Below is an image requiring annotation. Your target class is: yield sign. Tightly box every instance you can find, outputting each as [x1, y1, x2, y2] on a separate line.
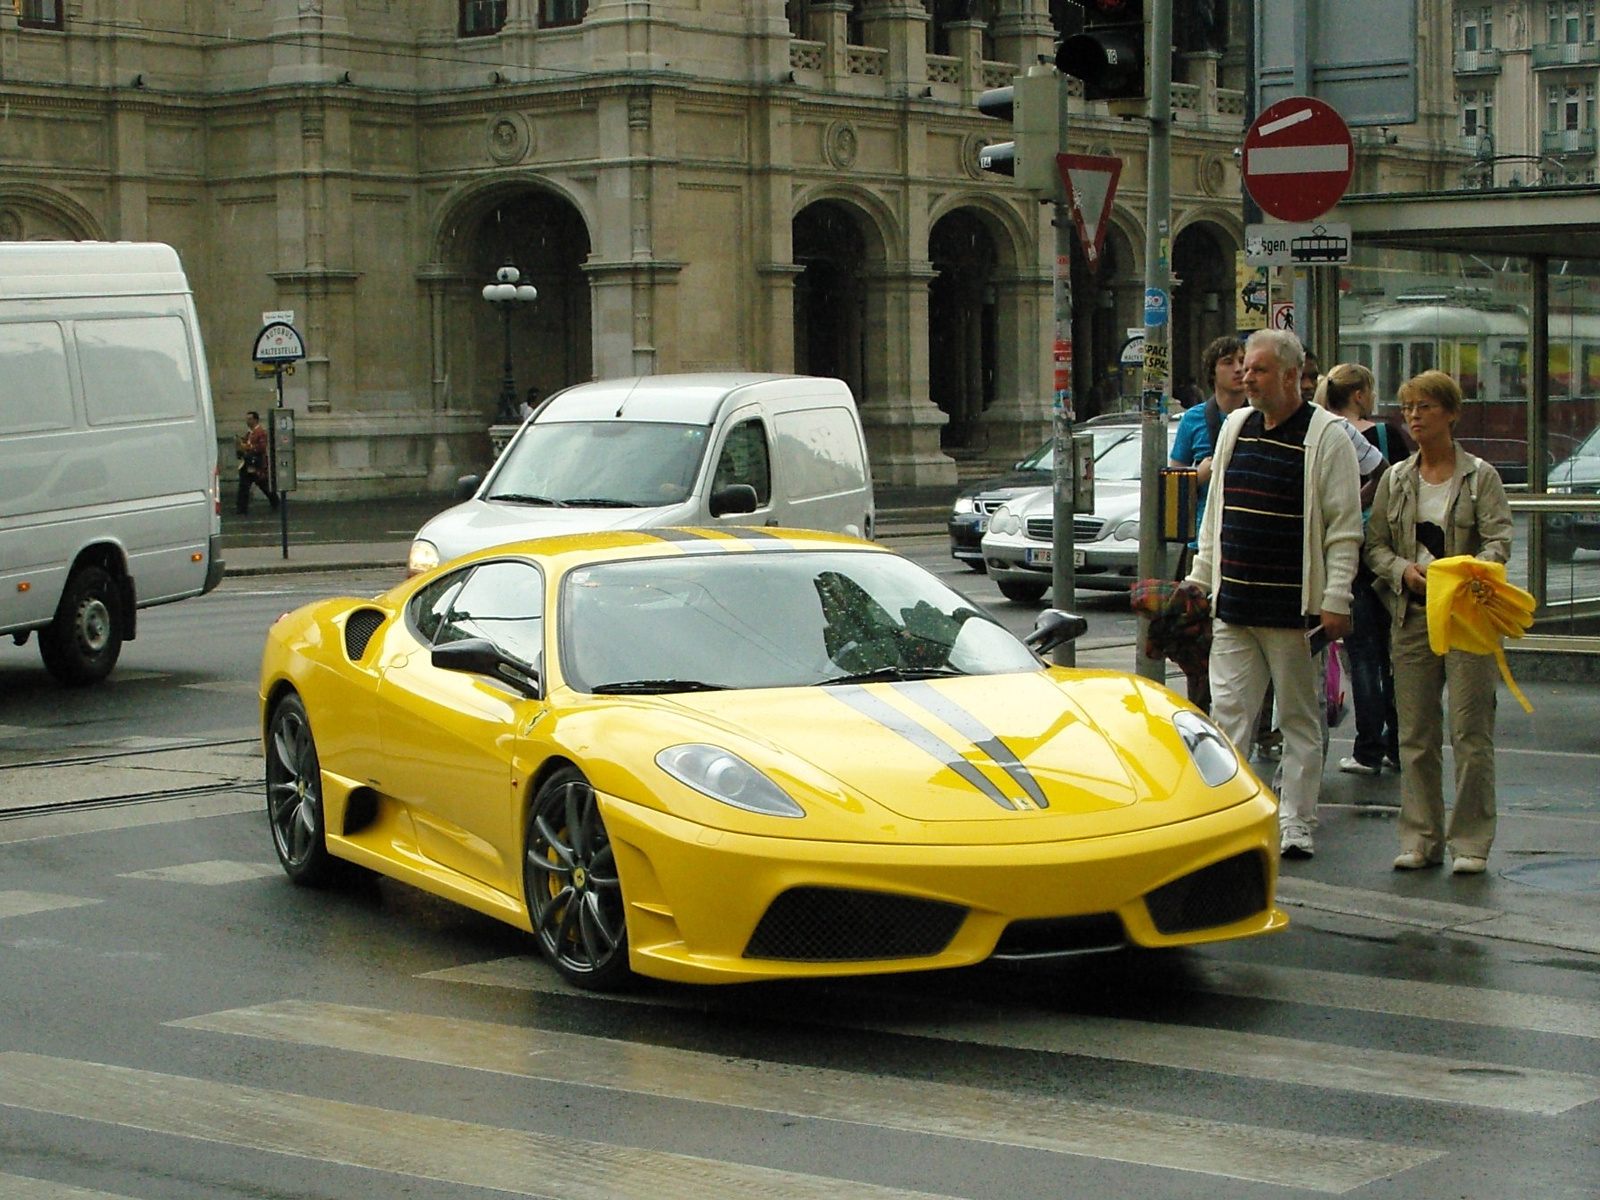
[1057, 153, 1122, 272]
[1241, 96, 1354, 222]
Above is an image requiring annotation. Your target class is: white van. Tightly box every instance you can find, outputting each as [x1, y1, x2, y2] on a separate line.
[0, 242, 224, 685]
[409, 373, 875, 574]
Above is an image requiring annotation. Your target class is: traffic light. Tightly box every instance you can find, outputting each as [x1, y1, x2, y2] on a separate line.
[976, 69, 1062, 198]
[1057, 0, 1146, 105]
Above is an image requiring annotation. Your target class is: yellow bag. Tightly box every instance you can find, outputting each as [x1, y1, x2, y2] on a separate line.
[1425, 555, 1536, 712]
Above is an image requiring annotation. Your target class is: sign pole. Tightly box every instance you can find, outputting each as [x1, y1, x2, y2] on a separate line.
[1050, 69, 1077, 665]
[276, 366, 289, 560]
[1135, 0, 1173, 683]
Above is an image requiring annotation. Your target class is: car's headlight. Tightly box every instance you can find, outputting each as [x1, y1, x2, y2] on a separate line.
[953, 496, 976, 515]
[1114, 518, 1140, 541]
[407, 539, 440, 576]
[1172, 710, 1238, 787]
[990, 505, 1021, 536]
[656, 744, 806, 818]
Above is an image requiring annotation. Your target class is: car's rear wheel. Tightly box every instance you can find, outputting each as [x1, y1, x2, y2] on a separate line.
[38, 565, 123, 685]
[997, 580, 1047, 603]
[266, 693, 338, 886]
[524, 765, 631, 991]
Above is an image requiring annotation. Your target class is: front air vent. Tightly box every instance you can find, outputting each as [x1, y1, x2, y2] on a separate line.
[991, 913, 1127, 960]
[744, 887, 967, 961]
[343, 608, 386, 660]
[1144, 851, 1269, 935]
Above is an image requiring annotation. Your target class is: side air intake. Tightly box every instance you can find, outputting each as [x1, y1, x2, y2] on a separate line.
[343, 609, 386, 660]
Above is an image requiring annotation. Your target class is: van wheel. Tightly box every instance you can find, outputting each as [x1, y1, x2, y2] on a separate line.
[38, 566, 123, 685]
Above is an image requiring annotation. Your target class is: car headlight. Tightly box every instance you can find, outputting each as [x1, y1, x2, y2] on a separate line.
[1172, 710, 1238, 787]
[656, 744, 806, 818]
[990, 505, 1021, 536]
[953, 496, 976, 515]
[407, 540, 440, 576]
[1114, 518, 1140, 541]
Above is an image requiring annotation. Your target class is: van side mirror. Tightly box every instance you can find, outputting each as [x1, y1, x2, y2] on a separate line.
[431, 637, 541, 698]
[454, 474, 482, 501]
[710, 483, 758, 517]
[1025, 609, 1089, 655]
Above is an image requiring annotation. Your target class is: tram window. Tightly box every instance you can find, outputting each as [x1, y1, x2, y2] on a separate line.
[1380, 343, 1403, 396]
[1454, 341, 1482, 398]
[1410, 342, 1436, 375]
[1500, 341, 1528, 399]
[1351, 343, 1373, 371]
[1583, 345, 1600, 394]
[1549, 343, 1574, 397]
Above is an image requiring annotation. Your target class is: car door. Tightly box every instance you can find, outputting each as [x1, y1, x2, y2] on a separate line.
[706, 411, 775, 526]
[377, 559, 546, 895]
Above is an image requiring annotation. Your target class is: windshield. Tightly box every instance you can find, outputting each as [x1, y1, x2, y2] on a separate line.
[1093, 424, 1177, 483]
[560, 551, 1039, 692]
[487, 421, 710, 508]
[1017, 426, 1135, 473]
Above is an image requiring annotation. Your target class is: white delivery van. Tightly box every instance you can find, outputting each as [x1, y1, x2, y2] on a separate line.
[0, 241, 225, 685]
[409, 373, 875, 573]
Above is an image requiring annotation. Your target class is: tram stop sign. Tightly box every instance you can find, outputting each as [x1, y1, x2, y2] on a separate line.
[1242, 96, 1354, 223]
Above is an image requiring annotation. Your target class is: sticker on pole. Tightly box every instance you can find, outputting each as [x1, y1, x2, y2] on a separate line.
[253, 321, 306, 363]
[1057, 153, 1123, 272]
[1241, 96, 1353, 222]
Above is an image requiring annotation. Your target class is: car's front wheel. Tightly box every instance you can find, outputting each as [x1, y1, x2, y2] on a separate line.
[524, 765, 631, 991]
[266, 693, 338, 886]
[997, 579, 1047, 603]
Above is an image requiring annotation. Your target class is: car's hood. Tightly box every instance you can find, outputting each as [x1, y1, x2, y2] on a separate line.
[660, 670, 1245, 833]
[416, 498, 690, 560]
[1550, 455, 1600, 490]
[958, 468, 1050, 500]
[1005, 481, 1140, 519]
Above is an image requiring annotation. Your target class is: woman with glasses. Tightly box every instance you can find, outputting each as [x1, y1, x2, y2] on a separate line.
[1365, 371, 1513, 875]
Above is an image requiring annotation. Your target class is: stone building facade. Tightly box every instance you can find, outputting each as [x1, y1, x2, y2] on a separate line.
[0, 0, 1456, 498]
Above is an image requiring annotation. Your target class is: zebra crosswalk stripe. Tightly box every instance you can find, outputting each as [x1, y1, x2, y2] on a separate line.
[172, 998, 1441, 1194]
[0, 1052, 955, 1200]
[0, 1172, 130, 1200]
[425, 956, 1600, 1115]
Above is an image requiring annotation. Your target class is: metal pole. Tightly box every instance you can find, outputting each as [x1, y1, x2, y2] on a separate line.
[1529, 255, 1549, 610]
[498, 303, 517, 424]
[276, 367, 289, 561]
[1135, 0, 1172, 682]
[1049, 69, 1077, 666]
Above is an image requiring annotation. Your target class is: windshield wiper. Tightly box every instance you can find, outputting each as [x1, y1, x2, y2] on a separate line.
[487, 493, 565, 506]
[819, 666, 966, 686]
[562, 497, 646, 508]
[589, 679, 730, 694]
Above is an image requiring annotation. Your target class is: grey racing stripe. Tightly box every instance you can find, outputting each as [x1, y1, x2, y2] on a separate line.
[646, 529, 727, 552]
[898, 682, 1048, 809]
[829, 686, 1015, 809]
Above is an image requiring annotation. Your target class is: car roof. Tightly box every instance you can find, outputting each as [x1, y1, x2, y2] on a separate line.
[535, 374, 852, 426]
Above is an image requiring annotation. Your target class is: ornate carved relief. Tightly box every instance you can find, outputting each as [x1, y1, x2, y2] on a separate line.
[486, 112, 532, 165]
[961, 133, 989, 180]
[824, 120, 859, 170]
[1198, 153, 1227, 198]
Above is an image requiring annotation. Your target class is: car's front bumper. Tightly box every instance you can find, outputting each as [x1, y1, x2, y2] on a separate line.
[600, 788, 1285, 985]
[981, 534, 1140, 591]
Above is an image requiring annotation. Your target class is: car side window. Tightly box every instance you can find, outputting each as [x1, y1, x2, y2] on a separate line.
[712, 418, 771, 505]
[436, 560, 545, 665]
[408, 570, 469, 645]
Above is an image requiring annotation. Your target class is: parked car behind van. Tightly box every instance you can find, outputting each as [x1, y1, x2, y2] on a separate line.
[0, 242, 224, 684]
[409, 373, 874, 574]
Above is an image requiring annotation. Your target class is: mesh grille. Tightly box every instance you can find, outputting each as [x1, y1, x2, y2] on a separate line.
[1144, 851, 1269, 935]
[744, 887, 968, 961]
[990, 913, 1127, 960]
[343, 609, 386, 660]
[1024, 517, 1053, 541]
[1074, 515, 1107, 541]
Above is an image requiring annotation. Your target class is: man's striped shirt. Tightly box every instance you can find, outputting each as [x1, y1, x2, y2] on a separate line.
[1215, 404, 1312, 628]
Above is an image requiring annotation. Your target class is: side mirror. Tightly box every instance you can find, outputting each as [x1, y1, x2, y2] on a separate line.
[431, 637, 541, 698]
[709, 483, 759, 517]
[455, 474, 483, 501]
[1025, 609, 1089, 656]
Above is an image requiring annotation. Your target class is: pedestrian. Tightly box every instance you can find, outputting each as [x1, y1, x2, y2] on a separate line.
[1299, 350, 1321, 406]
[1181, 329, 1363, 858]
[519, 384, 540, 422]
[235, 410, 276, 514]
[1319, 363, 1406, 776]
[1364, 370, 1512, 874]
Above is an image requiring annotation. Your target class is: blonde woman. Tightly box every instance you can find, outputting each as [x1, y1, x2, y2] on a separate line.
[1364, 371, 1512, 874]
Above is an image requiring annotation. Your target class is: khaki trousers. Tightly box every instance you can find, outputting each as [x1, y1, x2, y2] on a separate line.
[1391, 605, 1499, 859]
[1209, 622, 1325, 830]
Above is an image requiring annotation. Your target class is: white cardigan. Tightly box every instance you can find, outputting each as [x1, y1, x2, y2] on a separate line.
[1185, 402, 1364, 618]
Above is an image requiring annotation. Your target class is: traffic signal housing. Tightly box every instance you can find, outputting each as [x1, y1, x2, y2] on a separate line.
[976, 69, 1062, 198]
[1057, 0, 1146, 107]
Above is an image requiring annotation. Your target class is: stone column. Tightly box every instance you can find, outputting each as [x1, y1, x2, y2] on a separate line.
[808, 2, 853, 81]
[859, 0, 930, 90]
[981, 272, 1054, 465]
[859, 262, 956, 486]
[990, 0, 1054, 76]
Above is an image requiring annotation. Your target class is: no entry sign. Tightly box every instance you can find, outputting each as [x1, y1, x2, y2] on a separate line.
[1242, 96, 1353, 223]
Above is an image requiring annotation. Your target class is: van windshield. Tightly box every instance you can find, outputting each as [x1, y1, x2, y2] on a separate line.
[487, 421, 710, 508]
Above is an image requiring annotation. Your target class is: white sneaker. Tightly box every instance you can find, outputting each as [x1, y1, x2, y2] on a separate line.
[1451, 855, 1488, 875]
[1338, 756, 1381, 776]
[1280, 821, 1314, 859]
[1393, 850, 1438, 870]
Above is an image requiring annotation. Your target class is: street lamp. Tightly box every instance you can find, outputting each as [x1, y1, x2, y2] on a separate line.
[482, 263, 538, 425]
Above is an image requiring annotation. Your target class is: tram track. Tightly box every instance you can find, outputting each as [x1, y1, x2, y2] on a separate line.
[0, 735, 258, 774]
[0, 780, 259, 822]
